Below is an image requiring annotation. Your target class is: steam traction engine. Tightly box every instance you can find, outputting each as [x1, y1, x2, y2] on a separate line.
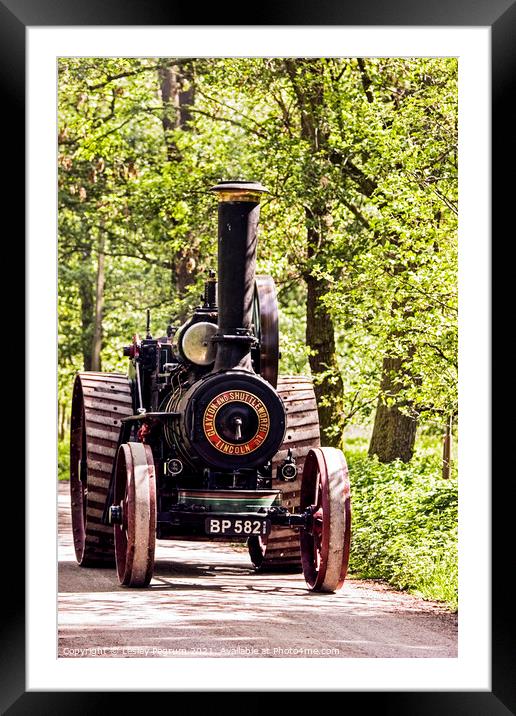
[70, 181, 351, 592]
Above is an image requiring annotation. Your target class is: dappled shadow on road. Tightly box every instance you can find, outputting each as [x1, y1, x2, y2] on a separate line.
[58, 556, 457, 636]
[58, 556, 456, 616]
[58, 482, 457, 658]
[60, 557, 318, 596]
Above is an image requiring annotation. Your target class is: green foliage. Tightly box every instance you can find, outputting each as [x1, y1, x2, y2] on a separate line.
[186, 57, 458, 424]
[58, 57, 457, 432]
[58, 434, 70, 482]
[346, 439, 458, 609]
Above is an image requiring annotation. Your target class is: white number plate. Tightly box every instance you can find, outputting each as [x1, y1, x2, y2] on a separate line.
[205, 517, 271, 536]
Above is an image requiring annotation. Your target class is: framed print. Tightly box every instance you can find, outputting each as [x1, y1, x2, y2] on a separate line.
[2, 0, 510, 710]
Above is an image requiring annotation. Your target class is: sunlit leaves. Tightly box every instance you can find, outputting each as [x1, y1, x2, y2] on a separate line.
[58, 56, 457, 430]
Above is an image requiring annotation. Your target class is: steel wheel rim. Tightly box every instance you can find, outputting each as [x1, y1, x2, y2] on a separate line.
[300, 448, 351, 592]
[70, 379, 86, 563]
[300, 450, 330, 590]
[114, 443, 156, 587]
[114, 444, 130, 582]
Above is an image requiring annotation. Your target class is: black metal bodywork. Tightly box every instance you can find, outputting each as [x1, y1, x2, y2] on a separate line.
[103, 181, 299, 540]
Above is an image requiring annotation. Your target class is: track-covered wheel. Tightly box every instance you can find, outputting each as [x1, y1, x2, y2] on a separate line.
[113, 442, 156, 587]
[299, 447, 351, 593]
[248, 375, 320, 571]
[70, 372, 133, 566]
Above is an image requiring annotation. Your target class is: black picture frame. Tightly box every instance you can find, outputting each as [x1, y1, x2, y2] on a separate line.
[4, 0, 508, 711]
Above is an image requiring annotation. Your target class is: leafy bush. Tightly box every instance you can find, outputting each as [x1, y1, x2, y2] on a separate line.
[58, 436, 70, 481]
[346, 443, 458, 610]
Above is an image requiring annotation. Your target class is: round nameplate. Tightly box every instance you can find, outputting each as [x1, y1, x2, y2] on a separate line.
[202, 390, 270, 455]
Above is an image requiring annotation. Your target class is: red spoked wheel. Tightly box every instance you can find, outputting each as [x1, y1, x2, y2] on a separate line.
[113, 442, 156, 587]
[299, 447, 351, 593]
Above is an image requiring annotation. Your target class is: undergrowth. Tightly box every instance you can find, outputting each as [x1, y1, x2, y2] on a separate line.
[345, 436, 458, 611]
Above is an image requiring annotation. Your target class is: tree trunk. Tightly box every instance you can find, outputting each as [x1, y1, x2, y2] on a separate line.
[159, 61, 195, 162]
[306, 268, 344, 447]
[329, 59, 420, 462]
[442, 414, 453, 479]
[284, 59, 345, 447]
[58, 401, 67, 441]
[159, 60, 198, 313]
[368, 355, 417, 463]
[78, 246, 94, 371]
[91, 232, 106, 371]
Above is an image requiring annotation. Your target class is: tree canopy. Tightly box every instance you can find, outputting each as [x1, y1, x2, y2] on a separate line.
[58, 57, 457, 457]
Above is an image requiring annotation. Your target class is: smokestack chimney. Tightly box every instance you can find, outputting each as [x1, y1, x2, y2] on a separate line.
[210, 180, 268, 372]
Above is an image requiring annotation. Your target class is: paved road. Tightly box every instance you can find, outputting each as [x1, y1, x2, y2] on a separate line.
[58, 482, 457, 658]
